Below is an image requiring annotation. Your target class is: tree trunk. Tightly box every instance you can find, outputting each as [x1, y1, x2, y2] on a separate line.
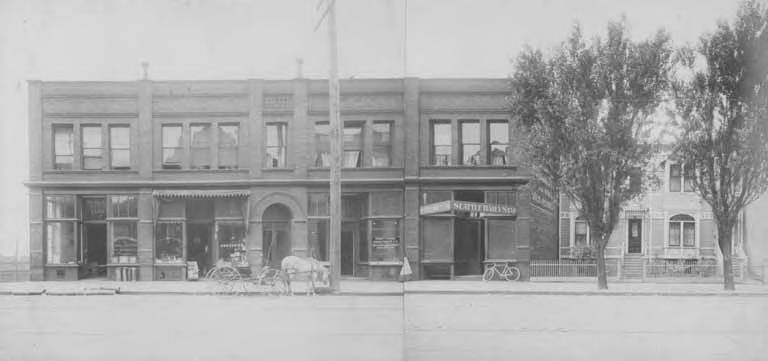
[718, 226, 735, 291]
[596, 241, 608, 290]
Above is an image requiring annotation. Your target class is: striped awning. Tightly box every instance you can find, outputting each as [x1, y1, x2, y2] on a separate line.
[152, 190, 250, 199]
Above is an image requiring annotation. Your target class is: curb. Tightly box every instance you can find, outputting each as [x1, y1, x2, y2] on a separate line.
[403, 290, 768, 297]
[4, 289, 767, 296]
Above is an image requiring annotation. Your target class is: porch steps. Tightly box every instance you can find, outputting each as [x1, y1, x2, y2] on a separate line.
[622, 255, 644, 280]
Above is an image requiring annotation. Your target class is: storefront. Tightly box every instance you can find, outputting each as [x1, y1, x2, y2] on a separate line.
[419, 190, 525, 280]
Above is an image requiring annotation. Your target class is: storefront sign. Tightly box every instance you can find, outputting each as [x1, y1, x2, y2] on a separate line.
[371, 237, 400, 262]
[372, 237, 399, 248]
[420, 200, 517, 216]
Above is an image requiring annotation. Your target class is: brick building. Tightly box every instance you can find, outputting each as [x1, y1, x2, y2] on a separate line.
[25, 77, 556, 282]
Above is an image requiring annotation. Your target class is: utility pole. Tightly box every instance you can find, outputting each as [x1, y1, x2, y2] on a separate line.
[316, 0, 341, 292]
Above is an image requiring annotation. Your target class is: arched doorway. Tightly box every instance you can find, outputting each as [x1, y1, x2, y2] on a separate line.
[262, 203, 292, 268]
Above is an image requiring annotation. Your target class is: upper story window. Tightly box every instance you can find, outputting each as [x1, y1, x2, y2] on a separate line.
[669, 214, 695, 247]
[161, 125, 183, 169]
[372, 121, 392, 167]
[265, 123, 287, 168]
[460, 120, 481, 165]
[81, 125, 102, 170]
[431, 121, 452, 166]
[217, 124, 239, 169]
[343, 123, 363, 168]
[669, 163, 694, 192]
[488, 120, 509, 165]
[190, 124, 211, 169]
[314, 122, 330, 167]
[575, 219, 590, 246]
[109, 125, 131, 170]
[53, 125, 74, 170]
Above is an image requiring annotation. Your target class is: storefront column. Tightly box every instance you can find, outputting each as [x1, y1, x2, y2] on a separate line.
[247, 220, 264, 273]
[404, 185, 421, 279]
[29, 189, 44, 281]
[137, 189, 154, 281]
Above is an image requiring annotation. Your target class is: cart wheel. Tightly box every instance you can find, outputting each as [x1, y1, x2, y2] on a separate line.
[482, 267, 495, 282]
[502, 266, 520, 281]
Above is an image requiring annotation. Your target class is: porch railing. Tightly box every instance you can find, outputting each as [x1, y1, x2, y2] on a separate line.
[531, 259, 598, 278]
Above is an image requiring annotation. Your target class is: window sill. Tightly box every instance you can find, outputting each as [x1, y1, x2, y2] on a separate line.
[153, 168, 249, 174]
[44, 170, 139, 175]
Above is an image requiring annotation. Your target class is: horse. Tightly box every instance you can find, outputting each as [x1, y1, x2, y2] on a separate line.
[280, 256, 329, 295]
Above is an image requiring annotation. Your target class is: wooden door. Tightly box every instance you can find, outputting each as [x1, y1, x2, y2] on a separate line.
[628, 219, 642, 254]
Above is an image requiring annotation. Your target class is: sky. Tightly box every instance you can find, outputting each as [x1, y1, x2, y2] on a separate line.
[0, 0, 745, 256]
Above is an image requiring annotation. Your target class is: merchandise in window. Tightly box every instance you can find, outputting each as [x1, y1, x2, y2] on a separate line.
[111, 222, 137, 264]
[53, 125, 74, 170]
[109, 126, 131, 169]
[81, 125, 103, 170]
[265, 123, 287, 168]
[372, 121, 392, 167]
[190, 124, 211, 169]
[343, 124, 363, 168]
[314, 123, 331, 167]
[218, 124, 239, 169]
[460, 121, 481, 165]
[156, 222, 183, 264]
[488, 121, 509, 165]
[218, 223, 246, 266]
[162, 125, 183, 169]
[432, 121, 452, 166]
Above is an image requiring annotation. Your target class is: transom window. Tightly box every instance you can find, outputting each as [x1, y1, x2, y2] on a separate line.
[265, 123, 287, 168]
[669, 214, 695, 247]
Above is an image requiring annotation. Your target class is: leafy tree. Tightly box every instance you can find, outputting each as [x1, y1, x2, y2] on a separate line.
[673, 0, 768, 290]
[511, 20, 673, 289]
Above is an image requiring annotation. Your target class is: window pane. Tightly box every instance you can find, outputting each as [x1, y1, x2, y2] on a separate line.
[265, 147, 286, 168]
[372, 122, 391, 145]
[372, 147, 391, 167]
[266, 124, 286, 147]
[669, 222, 681, 246]
[343, 125, 362, 149]
[683, 165, 694, 192]
[111, 149, 131, 169]
[371, 219, 400, 262]
[308, 219, 328, 261]
[156, 222, 183, 263]
[82, 198, 106, 220]
[670, 164, 682, 192]
[488, 121, 508, 144]
[218, 148, 237, 169]
[433, 122, 451, 146]
[163, 148, 183, 166]
[460, 121, 480, 144]
[190, 125, 210, 147]
[111, 196, 137, 218]
[218, 125, 239, 146]
[53, 125, 74, 169]
[191, 149, 211, 169]
[308, 193, 329, 216]
[489, 144, 508, 165]
[46, 222, 77, 264]
[218, 223, 246, 265]
[46, 195, 75, 219]
[433, 146, 451, 166]
[162, 125, 182, 147]
[112, 222, 137, 263]
[82, 126, 102, 148]
[110, 126, 130, 148]
[462, 144, 481, 165]
[683, 222, 695, 246]
[315, 123, 330, 167]
[575, 221, 588, 246]
[343, 150, 361, 168]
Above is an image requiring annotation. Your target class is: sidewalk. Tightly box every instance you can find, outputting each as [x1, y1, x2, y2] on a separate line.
[1, 279, 767, 296]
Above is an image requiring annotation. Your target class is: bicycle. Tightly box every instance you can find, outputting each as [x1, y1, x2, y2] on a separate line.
[482, 262, 521, 281]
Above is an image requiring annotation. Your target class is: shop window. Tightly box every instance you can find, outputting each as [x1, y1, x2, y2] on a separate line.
[110, 196, 137, 218]
[372, 121, 392, 167]
[218, 124, 239, 169]
[370, 219, 400, 262]
[460, 120, 481, 166]
[46, 195, 76, 219]
[575, 219, 590, 246]
[431, 121, 452, 166]
[81, 125, 103, 170]
[308, 219, 329, 261]
[53, 124, 74, 170]
[314, 122, 330, 167]
[155, 222, 183, 263]
[265, 123, 287, 168]
[161, 124, 183, 169]
[109, 125, 131, 170]
[46, 222, 77, 264]
[190, 124, 211, 169]
[343, 123, 363, 168]
[111, 222, 137, 264]
[669, 214, 695, 247]
[218, 223, 246, 266]
[308, 193, 329, 217]
[488, 120, 509, 165]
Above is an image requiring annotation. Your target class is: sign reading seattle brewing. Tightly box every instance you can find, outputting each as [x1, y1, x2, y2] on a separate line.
[419, 200, 517, 216]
